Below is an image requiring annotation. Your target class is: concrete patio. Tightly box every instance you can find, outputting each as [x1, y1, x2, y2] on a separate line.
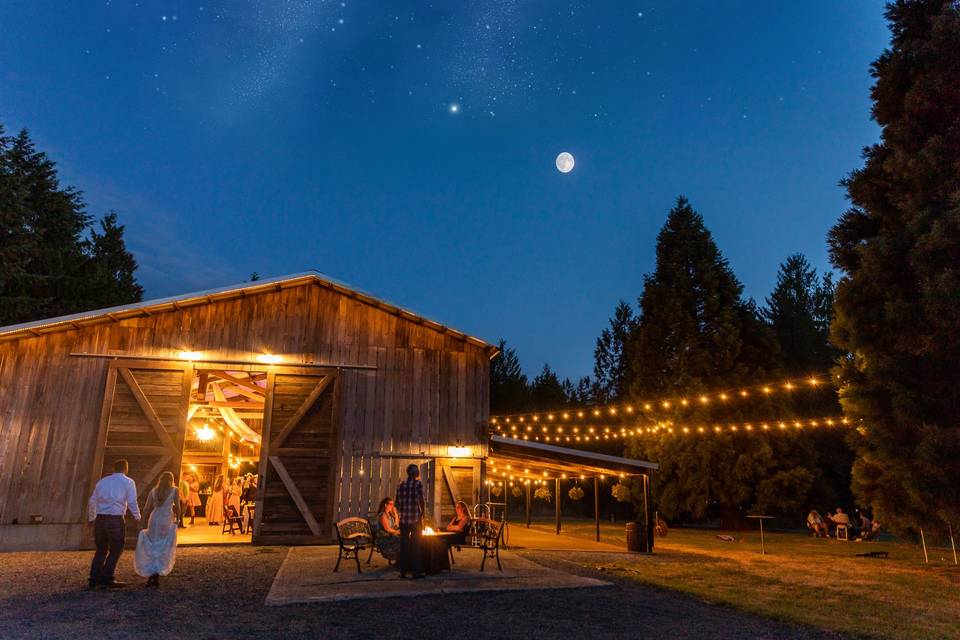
[266, 545, 611, 605]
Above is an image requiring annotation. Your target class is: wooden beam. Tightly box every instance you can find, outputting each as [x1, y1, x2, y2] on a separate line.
[139, 455, 172, 498]
[196, 372, 209, 401]
[441, 465, 461, 505]
[194, 400, 264, 409]
[271, 375, 332, 448]
[105, 445, 171, 456]
[118, 368, 177, 451]
[208, 371, 266, 396]
[269, 456, 321, 536]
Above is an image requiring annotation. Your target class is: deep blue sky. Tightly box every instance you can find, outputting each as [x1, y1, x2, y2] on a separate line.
[0, 1, 888, 380]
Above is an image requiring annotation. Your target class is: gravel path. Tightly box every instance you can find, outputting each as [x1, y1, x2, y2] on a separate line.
[0, 546, 846, 640]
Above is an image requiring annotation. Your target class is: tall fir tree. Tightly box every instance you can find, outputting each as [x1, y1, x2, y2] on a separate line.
[86, 212, 144, 310]
[828, 0, 960, 536]
[592, 300, 636, 403]
[0, 126, 143, 324]
[764, 254, 852, 509]
[529, 364, 568, 409]
[0, 125, 38, 323]
[625, 197, 817, 521]
[762, 254, 836, 376]
[489, 339, 530, 413]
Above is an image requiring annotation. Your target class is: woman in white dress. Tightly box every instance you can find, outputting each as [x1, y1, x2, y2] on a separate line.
[135, 471, 180, 587]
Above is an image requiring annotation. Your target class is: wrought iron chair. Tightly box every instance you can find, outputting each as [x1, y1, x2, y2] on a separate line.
[473, 518, 504, 572]
[334, 517, 374, 573]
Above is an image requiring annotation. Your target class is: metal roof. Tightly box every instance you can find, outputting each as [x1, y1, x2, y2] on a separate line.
[0, 270, 498, 352]
[489, 434, 658, 474]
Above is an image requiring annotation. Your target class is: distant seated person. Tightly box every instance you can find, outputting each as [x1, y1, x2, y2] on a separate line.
[861, 518, 882, 541]
[857, 511, 872, 538]
[444, 501, 471, 545]
[806, 509, 829, 537]
[829, 508, 851, 534]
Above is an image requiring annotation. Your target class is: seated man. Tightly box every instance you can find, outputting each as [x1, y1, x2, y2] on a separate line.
[862, 518, 882, 541]
[444, 501, 471, 546]
[829, 508, 851, 536]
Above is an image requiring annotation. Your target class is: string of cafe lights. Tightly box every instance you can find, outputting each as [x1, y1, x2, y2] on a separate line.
[489, 372, 837, 426]
[492, 415, 858, 443]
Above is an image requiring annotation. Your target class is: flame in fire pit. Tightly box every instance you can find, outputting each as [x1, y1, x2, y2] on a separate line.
[422, 526, 436, 536]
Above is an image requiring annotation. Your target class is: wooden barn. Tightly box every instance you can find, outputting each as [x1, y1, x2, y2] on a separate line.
[0, 272, 497, 551]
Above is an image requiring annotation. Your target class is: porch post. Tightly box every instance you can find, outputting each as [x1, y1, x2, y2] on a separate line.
[643, 473, 654, 552]
[555, 477, 561, 535]
[594, 476, 600, 542]
[525, 482, 531, 527]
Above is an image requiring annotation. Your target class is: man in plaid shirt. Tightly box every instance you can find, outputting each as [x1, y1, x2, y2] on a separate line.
[396, 464, 425, 578]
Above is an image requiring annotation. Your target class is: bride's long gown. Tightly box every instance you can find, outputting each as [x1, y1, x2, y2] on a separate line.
[135, 487, 178, 577]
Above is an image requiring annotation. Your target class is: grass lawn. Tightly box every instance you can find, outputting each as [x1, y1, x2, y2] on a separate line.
[524, 519, 960, 639]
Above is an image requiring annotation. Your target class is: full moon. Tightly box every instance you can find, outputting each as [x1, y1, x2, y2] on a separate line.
[556, 151, 575, 173]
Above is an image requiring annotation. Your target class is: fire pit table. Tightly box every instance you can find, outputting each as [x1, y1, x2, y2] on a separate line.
[421, 530, 455, 575]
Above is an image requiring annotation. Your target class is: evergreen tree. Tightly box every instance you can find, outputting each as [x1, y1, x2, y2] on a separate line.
[490, 339, 530, 413]
[624, 197, 816, 521]
[573, 376, 594, 406]
[828, 0, 960, 536]
[0, 126, 143, 324]
[764, 254, 853, 509]
[86, 212, 143, 309]
[530, 364, 568, 409]
[0, 126, 37, 323]
[592, 300, 636, 403]
[762, 254, 835, 375]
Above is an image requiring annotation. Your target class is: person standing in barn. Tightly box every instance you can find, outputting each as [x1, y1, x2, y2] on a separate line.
[87, 459, 141, 589]
[395, 464, 425, 579]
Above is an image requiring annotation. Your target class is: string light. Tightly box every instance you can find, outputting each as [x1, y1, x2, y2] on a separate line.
[493, 416, 855, 442]
[489, 372, 835, 425]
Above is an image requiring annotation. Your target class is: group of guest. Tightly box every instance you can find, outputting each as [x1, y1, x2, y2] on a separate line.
[374, 464, 472, 578]
[179, 472, 258, 529]
[807, 508, 881, 540]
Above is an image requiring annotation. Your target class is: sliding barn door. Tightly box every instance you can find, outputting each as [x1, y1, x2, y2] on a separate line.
[438, 459, 479, 523]
[254, 371, 338, 544]
[90, 362, 192, 523]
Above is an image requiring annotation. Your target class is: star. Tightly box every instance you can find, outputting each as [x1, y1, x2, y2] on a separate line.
[448, 103, 460, 114]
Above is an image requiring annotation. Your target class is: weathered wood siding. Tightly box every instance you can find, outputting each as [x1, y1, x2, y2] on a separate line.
[0, 281, 491, 550]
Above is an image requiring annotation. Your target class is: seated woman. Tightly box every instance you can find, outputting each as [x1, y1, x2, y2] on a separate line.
[806, 509, 829, 537]
[375, 497, 401, 561]
[444, 501, 471, 546]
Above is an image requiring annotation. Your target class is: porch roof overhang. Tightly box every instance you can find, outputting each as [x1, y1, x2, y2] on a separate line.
[488, 434, 658, 477]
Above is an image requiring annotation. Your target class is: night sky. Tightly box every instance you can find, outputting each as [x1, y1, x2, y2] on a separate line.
[0, 1, 888, 379]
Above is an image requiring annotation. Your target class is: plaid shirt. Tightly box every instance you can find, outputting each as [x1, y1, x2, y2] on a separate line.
[395, 478, 424, 525]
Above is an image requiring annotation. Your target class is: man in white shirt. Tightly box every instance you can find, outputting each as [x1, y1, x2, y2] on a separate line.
[87, 459, 141, 589]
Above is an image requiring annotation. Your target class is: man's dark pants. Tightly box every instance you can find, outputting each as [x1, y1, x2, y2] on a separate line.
[89, 515, 125, 585]
[398, 522, 422, 575]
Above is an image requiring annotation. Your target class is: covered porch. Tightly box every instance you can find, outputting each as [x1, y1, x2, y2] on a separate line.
[485, 435, 658, 552]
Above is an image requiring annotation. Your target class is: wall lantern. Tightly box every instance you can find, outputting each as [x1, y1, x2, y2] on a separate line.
[447, 445, 471, 458]
[178, 350, 202, 361]
[256, 353, 282, 364]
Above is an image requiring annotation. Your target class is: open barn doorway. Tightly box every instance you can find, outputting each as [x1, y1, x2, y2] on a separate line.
[178, 368, 266, 544]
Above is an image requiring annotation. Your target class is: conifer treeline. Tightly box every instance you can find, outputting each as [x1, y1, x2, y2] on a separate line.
[490, 197, 849, 521]
[0, 125, 142, 325]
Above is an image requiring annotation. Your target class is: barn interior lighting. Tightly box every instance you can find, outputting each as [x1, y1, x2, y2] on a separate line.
[195, 425, 215, 442]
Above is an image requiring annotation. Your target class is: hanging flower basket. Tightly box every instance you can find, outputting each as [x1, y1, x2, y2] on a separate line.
[568, 485, 585, 501]
[490, 484, 503, 497]
[511, 484, 523, 498]
[611, 482, 631, 503]
[534, 486, 552, 502]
